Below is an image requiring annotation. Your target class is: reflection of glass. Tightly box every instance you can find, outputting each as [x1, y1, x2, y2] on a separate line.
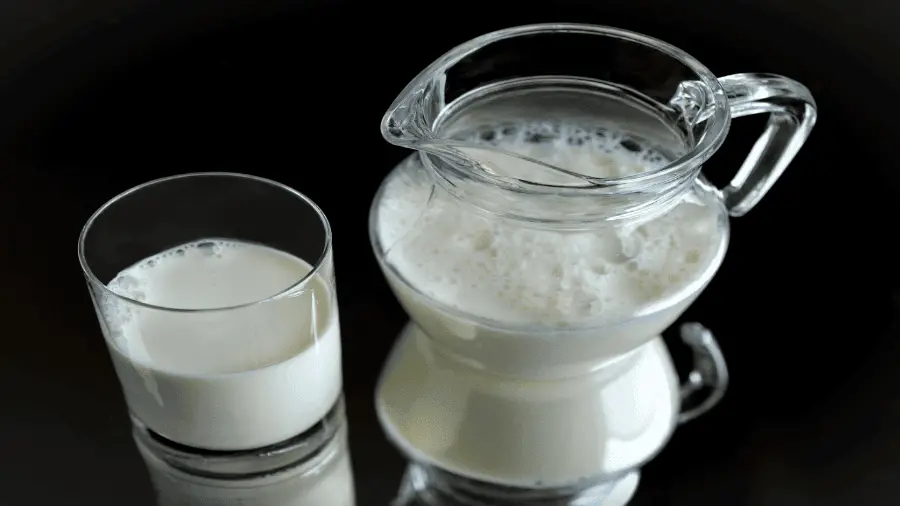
[79, 173, 353, 504]
[371, 24, 816, 505]
[135, 405, 355, 506]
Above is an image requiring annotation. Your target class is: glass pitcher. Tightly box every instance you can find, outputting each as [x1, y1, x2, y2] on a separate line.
[369, 23, 816, 505]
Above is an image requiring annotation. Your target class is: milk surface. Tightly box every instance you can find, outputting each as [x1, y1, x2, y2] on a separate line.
[98, 239, 342, 450]
[377, 122, 724, 328]
[373, 121, 726, 486]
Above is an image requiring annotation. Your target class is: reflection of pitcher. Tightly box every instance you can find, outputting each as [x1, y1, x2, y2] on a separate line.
[370, 24, 816, 505]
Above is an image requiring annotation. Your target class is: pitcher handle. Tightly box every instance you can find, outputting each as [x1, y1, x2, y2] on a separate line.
[712, 73, 817, 217]
[677, 323, 729, 424]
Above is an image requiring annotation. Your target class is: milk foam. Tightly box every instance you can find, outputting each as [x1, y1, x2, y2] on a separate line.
[98, 239, 343, 450]
[377, 121, 722, 325]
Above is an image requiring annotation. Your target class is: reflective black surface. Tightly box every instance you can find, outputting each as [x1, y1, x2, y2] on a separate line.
[1, 2, 898, 505]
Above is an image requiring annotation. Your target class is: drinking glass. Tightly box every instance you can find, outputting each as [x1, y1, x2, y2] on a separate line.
[78, 173, 352, 504]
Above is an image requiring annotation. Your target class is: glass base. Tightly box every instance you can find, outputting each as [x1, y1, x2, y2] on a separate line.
[393, 463, 640, 506]
[131, 400, 355, 506]
[131, 399, 345, 478]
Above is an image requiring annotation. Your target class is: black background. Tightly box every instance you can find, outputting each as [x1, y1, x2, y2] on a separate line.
[0, 1, 898, 505]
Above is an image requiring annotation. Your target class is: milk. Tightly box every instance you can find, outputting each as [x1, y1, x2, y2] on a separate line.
[138, 425, 356, 506]
[97, 239, 342, 450]
[378, 324, 678, 488]
[373, 121, 727, 486]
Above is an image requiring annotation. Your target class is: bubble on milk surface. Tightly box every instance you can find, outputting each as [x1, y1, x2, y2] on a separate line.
[465, 121, 673, 176]
[100, 240, 239, 330]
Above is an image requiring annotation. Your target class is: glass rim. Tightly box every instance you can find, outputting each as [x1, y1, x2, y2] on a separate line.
[382, 22, 732, 195]
[77, 172, 333, 314]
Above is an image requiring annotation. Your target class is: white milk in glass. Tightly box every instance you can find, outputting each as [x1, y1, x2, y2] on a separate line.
[98, 239, 342, 450]
[374, 122, 726, 486]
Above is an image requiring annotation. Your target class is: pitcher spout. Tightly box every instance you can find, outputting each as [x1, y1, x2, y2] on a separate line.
[381, 69, 447, 149]
[381, 78, 599, 190]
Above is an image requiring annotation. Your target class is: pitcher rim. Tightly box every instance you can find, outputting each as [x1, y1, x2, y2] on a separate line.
[380, 23, 732, 193]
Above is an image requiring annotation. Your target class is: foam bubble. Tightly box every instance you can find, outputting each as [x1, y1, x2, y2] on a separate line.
[457, 122, 670, 185]
[377, 121, 723, 325]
